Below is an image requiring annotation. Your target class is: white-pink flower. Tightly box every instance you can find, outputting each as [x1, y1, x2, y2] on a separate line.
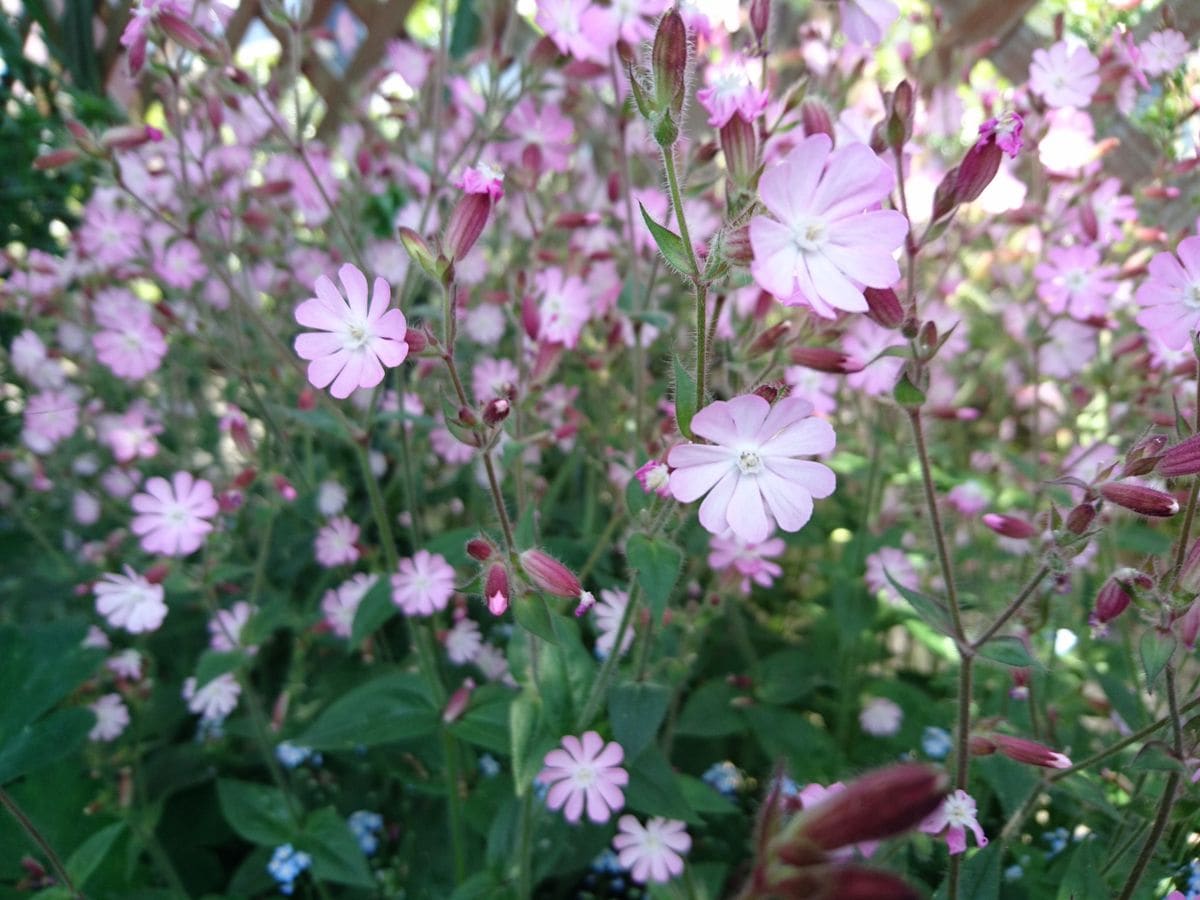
[612, 815, 691, 883]
[208, 601, 257, 653]
[22, 388, 80, 454]
[89, 694, 131, 742]
[130, 471, 218, 557]
[668, 394, 836, 544]
[708, 532, 785, 594]
[391, 550, 456, 616]
[593, 588, 635, 659]
[1029, 41, 1100, 109]
[1034, 244, 1118, 320]
[920, 789, 988, 855]
[314, 516, 361, 568]
[534, 0, 616, 62]
[294, 264, 409, 400]
[536, 268, 592, 349]
[93, 317, 168, 380]
[859, 697, 903, 736]
[1135, 235, 1200, 349]
[182, 672, 241, 722]
[94, 565, 167, 633]
[539, 731, 628, 823]
[321, 573, 378, 638]
[695, 58, 768, 127]
[1138, 30, 1189, 77]
[839, 0, 899, 46]
[749, 134, 907, 318]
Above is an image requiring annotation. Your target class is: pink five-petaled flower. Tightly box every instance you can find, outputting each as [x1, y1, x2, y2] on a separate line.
[294, 264, 409, 400]
[1034, 244, 1118, 320]
[1135, 235, 1200, 350]
[539, 731, 627, 824]
[749, 134, 907, 318]
[667, 394, 836, 544]
[94, 565, 168, 634]
[695, 57, 769, 128]
[391, 550, 456, 616]
[1029, 41, 1100, 109]
[130, 471, 218, 557]
[919, 789, 988, 855]
[612, 816, 691, 883]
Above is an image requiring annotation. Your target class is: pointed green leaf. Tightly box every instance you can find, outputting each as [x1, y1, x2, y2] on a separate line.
[608, 682, 670, 760]
[885, 570, 953, 637]
[513, 594, 560, 645]
[217, 779, 296, 847]
[639, 202, 693, 275]
[349, 575, 394, 646]
[298, 673, 438, 750]
[672, 355, 697, 439]
[977, 635, 1036, 669]
[300, 807, 374, 888]
[1139, 630, 1175, 690]
[627, 534, 682, 619]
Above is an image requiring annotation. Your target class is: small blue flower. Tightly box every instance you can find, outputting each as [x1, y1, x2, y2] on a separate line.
[267, 844, 312, 895]
[1042, 826, 1070, 859]
[1004, 864, 1023, 882]
[479, 753, 501, 777]
[275, 741, 318, 769]
[348, 810, 384, 856]
[921, 726, 952, 760]
[590, 848, 624, 874]
[701, 761, 744, 797]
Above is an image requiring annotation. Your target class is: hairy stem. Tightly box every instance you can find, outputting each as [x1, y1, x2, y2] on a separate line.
[0, 788, 79, 899]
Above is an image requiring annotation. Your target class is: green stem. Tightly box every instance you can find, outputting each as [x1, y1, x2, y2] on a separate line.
[695, 281, 709, 409]
[576, 582, 642, 731]
[971, 566, 1050, 650]
[442, 731, 467, 883]
[0, 787, 80, 899]
[516, 791, 536, 899]
[660, 145, 707, 410]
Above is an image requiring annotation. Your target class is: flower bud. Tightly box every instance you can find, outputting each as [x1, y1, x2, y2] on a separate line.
[1177, 539, 1200, 593]
[399, 227, 441, 281]
[157, 12, 208, 54]
[864, 287, 905, 329]
[720, 115, 758, 189]
[1178, 598, 1200, 649]
[1065, 502, 1097, 534]
[790, 346, 863, 374]
[519, 549, 582, 598]
[404, 327, 427, 353]
[467, 538, 494, 561]
[442, 677, 476, 723]
[652, 10, 689, 119]
[1098, 482, 1179, 517]
[931, 165, 961, 223]
[753, 383, 779, 403]
[485, 564, 510, 615]
[749, 0, 770, 46]
[1091, 577, 1132, 627]
[99, 124, 162, 151]
[443, 192, 494, 262]
[773, 866, 921, 900]
[991, 734, 1071, 769]
[982, 513, 1037, 539]
[800, 99, 835, 141]
[885, 80, 914, 152]
[483, 397, 511, 426]
[521, 294, 541, 340]
[780, 763, 948, 864]
[954, 139, 1003, 204]
[273, 474, 297, 502]
[33, 148, 83, 170]
[723, 225, 753, 265]
[968, 735, 997, 756]
[750, 321, 793, 357]
[1158, 433, 1200, 478]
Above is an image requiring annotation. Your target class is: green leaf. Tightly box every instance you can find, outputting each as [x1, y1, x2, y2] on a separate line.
[886, 571, 953, 636]
[675, 681, 742, 738]
[297, 673, 438, 750]
[977, 635, 1036, 668]
[0, 708, 94, 785]
[299, 807, 374, 888]
[510, 690, 550, 795]
[627, 534, 682, 619]
[955, 843, 1000, 900]
[625, 749, 697, 823]
[349, 575, 394, 646]
[216, 779, 296, 847]
[639, 202, 693, 275]
[1129, 740, 1185, 773]
[672, 355, 697, 439]
[193, 650, 244, 688]
[626, 475, 651, 517]
[65, 822, 124, 887]
[893, 374, 925, 408]
[677, 775, 737, 815]
[744, 705, 839, 783]
[1057, 839, 1108, 900]
[608, 682, 670, 760]
[450, 687, 512, 754]
[448, 0, 481, 58]
[0, 621, 101, 749]
[1139, 630, 1175, 690]
[513, 594, 560, 645]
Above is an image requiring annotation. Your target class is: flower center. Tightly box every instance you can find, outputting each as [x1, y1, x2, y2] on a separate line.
[945, 798, 971, 825]
[1064, 270, 1087, 293]
[573, 764, 596, 786]
[345, 319, 370, 349]
[1185, 282, 1200, 311]
[165, 503, 190, 526]
[737, 450, 763, 475]
[792, 220, 826, 253]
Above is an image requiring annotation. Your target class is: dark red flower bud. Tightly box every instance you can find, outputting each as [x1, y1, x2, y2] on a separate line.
[982, 513, 1037, 538]
[724, 225, 753, 265]
[991, 734, 1071, 769]
[442, 678, 476, 723]
[931, 165, 961, 222]
[520, 549, 582, 598]
[1178, 598, 1200, 649]
[652, 9, 689, 118]
[749, 0, 770, 46]
[1098, 482, 1179, 517]
[1065, 502, 1097, 534]
[800, 99, 835, 141]
[720, 114, 758, 188]
[886, 80, 915, 151]
[750, 322, 793, 356]
[955, 139, 1003, 204]
[1091, 576, 1132, 626]
[485, 564, 510, 614]
[483, 397, 511, 426]
[443, 192, 494, 262]
[33, 148, 83, 170]
[1178, 539, 1200, 592]
[404, 328, 427, 353]
[864, 287, 904, 329]
[968, 735, 997, 756]
[790, 346, 863, 374]
[466, 538, 494, 561]
[1158, 432, 1200, 478]
[753, 383, 779, 403]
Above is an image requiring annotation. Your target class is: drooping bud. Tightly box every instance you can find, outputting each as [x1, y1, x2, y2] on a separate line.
[519, 549, 583, 598]
[991, 734, 1072, 769]
[32, 148, 84, 170]
[885, 80, 915, 152]
[779, 763, 949, 865]
[968, 735, 997, 756]
[652, 10, 689, 119]
[99, 124, 163, 151]
[800, 99, 834, 140]
[1177, 539, 1200, 593]
[485, 564, 510, 615]
[790, 346, 863, 374]
[442, 678, 476, 723]
[1098, 482, 1180, 517]
[1158, 432, 1200, 477]
[750, 321, 793, 357]
[954, 139, 1003, 204]
[982, 512, 1037, 539]
[864, 287, 905, 329]
[467, 538, 494, 561]
[1091, 577, 1132, 628]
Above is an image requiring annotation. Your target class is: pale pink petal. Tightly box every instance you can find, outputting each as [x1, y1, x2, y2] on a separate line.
[759, 135, 829, 223]
[330, 352, 367, 399]
[759, 418, 837, 458]
[295, 332, 345, 359]
[295, 296, 347, 332]
[308, 351, 349, 389]
[339, 264, 369, 318]
[697, 470, 740, 535]
[761, 478, 815, 532]
[726, 476, 771, 543]
[750, 217, 803, 299]
[812, 142, 894, 220]
[807, 253, 869, 313]
[764, 458, 836, 498]
[368, 275, 393, 321]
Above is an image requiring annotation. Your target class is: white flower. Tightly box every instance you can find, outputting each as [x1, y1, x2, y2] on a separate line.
[94, 566, 167, 634]
[89, 693, 130, 742]
[612, 815, 691, 883]
[859, 697, 903, 736]
[445, 618, 483, 665]
[183, 672, 242, 722]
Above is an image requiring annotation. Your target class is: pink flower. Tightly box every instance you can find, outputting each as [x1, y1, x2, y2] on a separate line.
[708, 532, 785, 594]
[182, 672, 241, 722]
[107, 649, 144, 681]
[839, 0, 899, 46]
[314, 517, 361, 568]
[635, 460, 671, 497]
[696, 58, 769, 127]
[321, 573, 378, 638]
[208, 601, 257, 653]
[130, 471, 218, 556]
[1138, 30, 1189, 77]
[977, 111, 1024, 157]
[97, 405, 161, 462]
[94, 565, 168, 633]
[391, 550, 456, 616]
[593, 588, 635, 658]
[539, 731, 628, 823]
[859, 697, 903, 736]
[534, 0, 616, 62]
[455, 161, 504, 200]
[472, 357, 519, 403]
[920, 789, 988, 855]
[536, 268, 592, 348]
[1034, 244, 1118, 320]
[1029, 41, 1100, 108]
[89, 694, 131, 742]
[294, 264, 409, 400]
[93, 317, 168, 380]
[22, 388, 80, 454]
[749, 134, 907, 318]
[154, 239, 204, 289]
[444, 618, 483, 664]
[1135, 235, 1200, 349]
[77, 198, 142, 268]
[11, 330, 66, 389]
[668, 394, 836, 543]
[612, 816, 691, 883]
[501, 99, 576, 174]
